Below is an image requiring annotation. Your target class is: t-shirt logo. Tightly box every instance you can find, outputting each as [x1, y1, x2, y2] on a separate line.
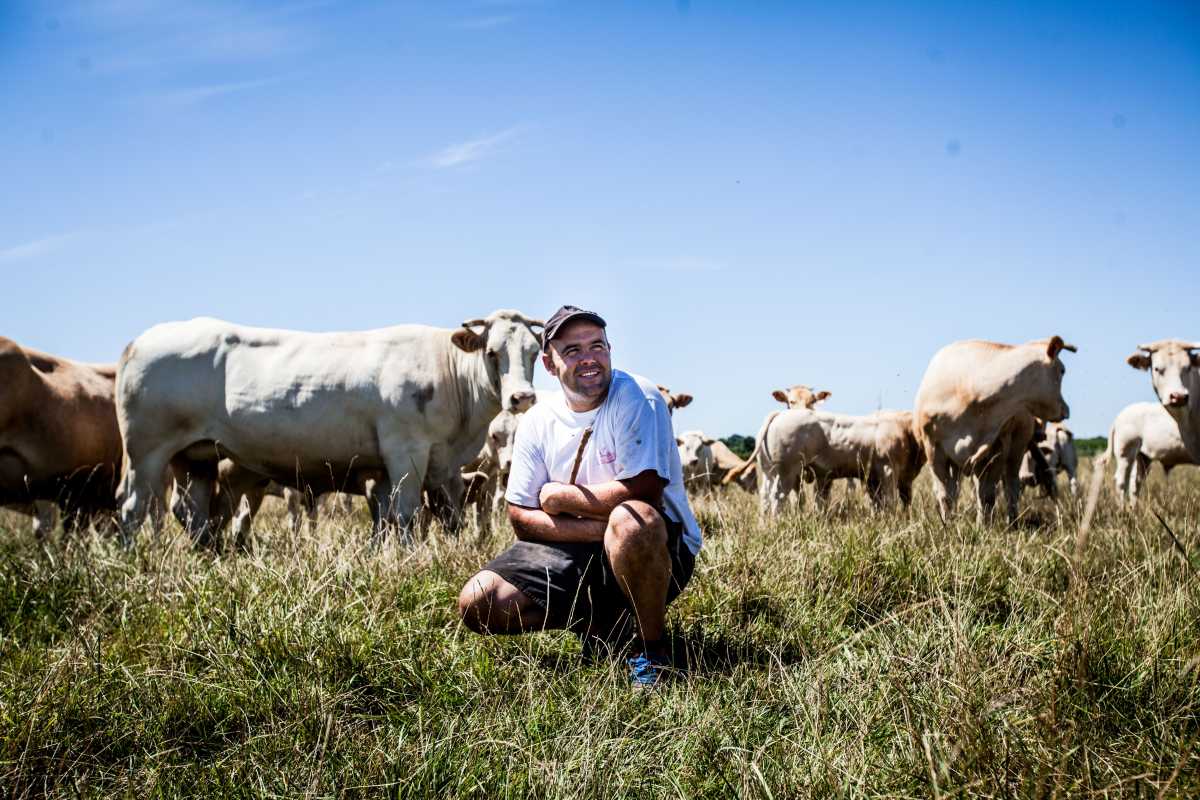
[598, 446, 616, 465]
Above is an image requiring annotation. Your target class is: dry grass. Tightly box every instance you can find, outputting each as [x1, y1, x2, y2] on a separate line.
[1, 457, 1198, 797]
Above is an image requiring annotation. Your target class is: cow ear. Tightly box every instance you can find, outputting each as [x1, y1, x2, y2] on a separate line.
[675, 437, 684, 446]
[673, 393, 693, 409]
[451, 327, 485, 353]
[1126, 352, 1152, 371]
[703, 438, 716, 446]
[771, 390, 788, 404]
[1046, 335, 1076, 359]
[815, 391, 831, 404]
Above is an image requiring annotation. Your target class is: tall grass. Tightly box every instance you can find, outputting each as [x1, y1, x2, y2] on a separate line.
[1, 457, 1197, 797]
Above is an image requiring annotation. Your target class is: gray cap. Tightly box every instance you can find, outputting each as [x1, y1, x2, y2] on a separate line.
[541, 305, 607, 352]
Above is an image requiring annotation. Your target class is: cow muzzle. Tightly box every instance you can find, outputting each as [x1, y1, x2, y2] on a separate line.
[1167, 391, 1190, 408]
[508, 390, 536, 412]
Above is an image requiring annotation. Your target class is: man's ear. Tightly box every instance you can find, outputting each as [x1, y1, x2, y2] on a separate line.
[1126, 352, 1152, 371]
[451, 327, 485, 353]
[673, 393, 693, 409]
[541, 351, 558, 376]
[771, 390, 788, 405]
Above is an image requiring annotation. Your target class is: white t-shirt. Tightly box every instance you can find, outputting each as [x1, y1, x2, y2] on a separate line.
[505, 369, 703, 555]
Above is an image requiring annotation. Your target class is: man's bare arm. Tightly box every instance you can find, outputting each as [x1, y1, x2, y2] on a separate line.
[538, 469, 666, 520]
[507, 503, 608, 543]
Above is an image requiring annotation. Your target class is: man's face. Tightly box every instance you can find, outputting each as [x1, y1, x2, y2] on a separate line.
[543, 320, 612, 400]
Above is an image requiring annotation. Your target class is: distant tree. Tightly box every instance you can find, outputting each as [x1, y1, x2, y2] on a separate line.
[721, 434, 755, 460]
[1075, 437, 1107, 458]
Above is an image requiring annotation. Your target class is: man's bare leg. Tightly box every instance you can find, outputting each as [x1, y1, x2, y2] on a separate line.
[458, 569, 548, 634]
[604, 500, 671, 656]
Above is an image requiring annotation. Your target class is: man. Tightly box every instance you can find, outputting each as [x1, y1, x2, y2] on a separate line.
[457, 305, 702, 687]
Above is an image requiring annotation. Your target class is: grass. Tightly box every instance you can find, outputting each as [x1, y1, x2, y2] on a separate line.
[1, 457, 1198, 798]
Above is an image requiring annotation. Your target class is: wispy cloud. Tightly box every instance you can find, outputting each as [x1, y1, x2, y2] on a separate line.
[425, 126, 524, 169]
[454, 15, 515, 30]
[66, 0, 321, 74]
[157, 75, 289, 106]
[0, 232, 80, 264]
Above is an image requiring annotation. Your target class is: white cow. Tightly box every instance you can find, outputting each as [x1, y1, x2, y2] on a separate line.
[1126, 340, 1200, 462]
[677, 431, 755, 491]
[1019, 420, 1078, 497]
[116, 310, 542, 545]
[914, 337, 1075, 524]
[1105, 401, 1194, 508]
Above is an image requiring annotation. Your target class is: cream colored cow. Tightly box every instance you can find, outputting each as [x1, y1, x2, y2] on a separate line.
[748, 407, 924, 515]
[914, 337, 1075, 523]
[116, 310, 543, 546]
[1126, 340, 1200, 463]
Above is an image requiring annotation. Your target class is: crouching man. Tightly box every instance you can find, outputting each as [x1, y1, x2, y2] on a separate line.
[457, 305, 702, 688]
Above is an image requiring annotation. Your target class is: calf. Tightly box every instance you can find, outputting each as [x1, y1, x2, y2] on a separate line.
[1105, 401, 1194, 508]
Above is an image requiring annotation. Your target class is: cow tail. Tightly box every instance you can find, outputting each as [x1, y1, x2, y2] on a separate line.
[721, 411, 779, 486]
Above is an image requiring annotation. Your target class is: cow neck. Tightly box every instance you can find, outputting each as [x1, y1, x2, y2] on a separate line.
[1177, 397, 1200, 462]
[447, 343, 501, 431]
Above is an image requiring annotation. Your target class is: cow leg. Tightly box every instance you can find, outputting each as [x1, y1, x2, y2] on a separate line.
[813, 475, 833, 512]
[1113, 454, 1133, 508]
[231, 487, 265, 553]
[1002, 446, 1025, 525]
[974, 470, 999, 525]
[119, 449, 172, 547]
[284, 488, 315, 536]
[32, 501, 59, 540]
[1129, 455, 1150, 509]
[172, 458, 219, 547]
[928, 448, 958, 521]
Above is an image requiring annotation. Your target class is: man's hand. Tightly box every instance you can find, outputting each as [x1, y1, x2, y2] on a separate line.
[538, 482, 570, 515]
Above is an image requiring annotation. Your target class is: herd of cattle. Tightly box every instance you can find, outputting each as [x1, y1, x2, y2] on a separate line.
[2, 310, 1198, 548]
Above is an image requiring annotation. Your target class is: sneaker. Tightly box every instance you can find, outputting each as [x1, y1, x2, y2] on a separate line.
[626, 652, 669, 689]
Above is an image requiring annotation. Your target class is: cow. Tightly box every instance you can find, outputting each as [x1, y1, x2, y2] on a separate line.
[0, 338, 123, 534]
[1104, 401, 1195, 508]
[748, 407, 925, 515]
[1126, 340, 1200, 463]
[913, 336, 1075, 524]
[656, 385, 694, 416]
[1019, 420, 1078, 497]
[677, 431, 756, 491]
[115, 310, 543, 546]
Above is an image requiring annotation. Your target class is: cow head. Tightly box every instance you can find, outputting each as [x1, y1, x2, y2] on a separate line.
[676, 430, 716, 484]
[1018, 336, 1075, 423]
[1127, 340, 1200, 419]
[451, 310, 543, 412]
[771, 385, 830, 410]
[657, 385, 694, 416]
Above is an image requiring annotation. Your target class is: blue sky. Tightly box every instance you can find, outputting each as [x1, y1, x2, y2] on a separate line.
[2, 0, 1197, 437]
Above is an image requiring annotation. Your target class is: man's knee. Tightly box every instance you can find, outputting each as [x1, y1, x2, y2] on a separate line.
[457, 570, 499, 634]
[606, 501, 667, 551]
[457, 570, 534, 635]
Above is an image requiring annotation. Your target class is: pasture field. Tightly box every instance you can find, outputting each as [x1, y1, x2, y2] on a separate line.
[2, 458, 1198, 798]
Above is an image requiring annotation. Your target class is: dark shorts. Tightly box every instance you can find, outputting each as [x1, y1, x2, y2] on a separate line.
[482, 511, 696, 631]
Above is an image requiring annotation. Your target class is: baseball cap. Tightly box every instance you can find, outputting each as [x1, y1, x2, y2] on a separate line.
[541, 305, 607, 351]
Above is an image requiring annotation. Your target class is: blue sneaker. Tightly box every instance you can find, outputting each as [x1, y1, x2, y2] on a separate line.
[627, 652, 669, 689]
